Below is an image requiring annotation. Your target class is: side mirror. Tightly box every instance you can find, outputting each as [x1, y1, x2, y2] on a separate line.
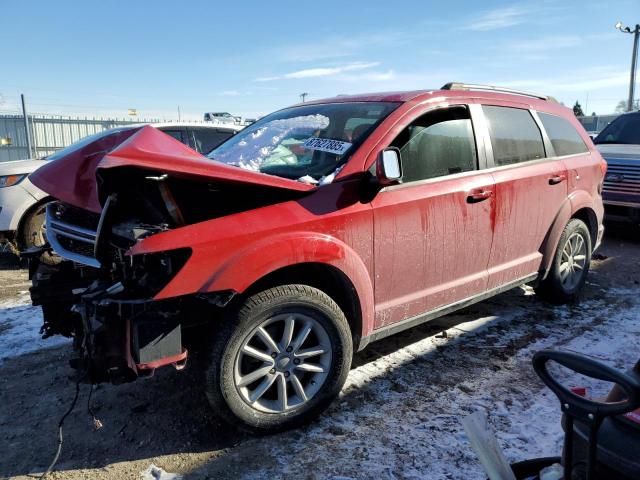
[376, 148, 403, 185]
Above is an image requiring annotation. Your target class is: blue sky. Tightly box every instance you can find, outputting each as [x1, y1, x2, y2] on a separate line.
[1, 0, 638, 119]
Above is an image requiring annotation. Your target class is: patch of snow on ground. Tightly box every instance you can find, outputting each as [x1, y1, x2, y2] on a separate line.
[140, 464, 183, 480]
[0, 289, 70, 362]
[240, 287, 640, 480]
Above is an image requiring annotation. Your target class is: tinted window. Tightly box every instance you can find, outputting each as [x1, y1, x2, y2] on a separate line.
[193, 129, 235, 154]
[594, 112, 640, 145]
[538, 112, 589, 156]
[483, 106, 545, 166]
[391, 107, 477, 183]
[161, 129, 185, 143]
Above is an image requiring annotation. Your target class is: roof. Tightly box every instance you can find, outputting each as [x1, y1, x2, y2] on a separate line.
[297, 85, 563, 112]
[300, 90, 433, 106]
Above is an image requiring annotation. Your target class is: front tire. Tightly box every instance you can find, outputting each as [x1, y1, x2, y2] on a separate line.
[536, 218, 591, 304]
[204, 285, 352, 433]
[22, 203, 60, 265]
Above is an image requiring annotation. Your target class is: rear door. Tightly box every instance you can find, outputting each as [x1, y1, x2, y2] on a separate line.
[371, 104, 495, 328]
[536, 111, 597, 213]
[479, 105, 568, 289]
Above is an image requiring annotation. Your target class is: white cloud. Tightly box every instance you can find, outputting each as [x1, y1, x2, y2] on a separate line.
[340, 70, 396, 83]
[468, 5, 533, 31]
[275, 32, 411, 62]
[509, 35, 582, 52]
[499, 66, 628, 93]
[255, 62, 381, 82]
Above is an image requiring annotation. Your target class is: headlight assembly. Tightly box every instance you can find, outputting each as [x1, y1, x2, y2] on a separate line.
[0, 174, 27, 188]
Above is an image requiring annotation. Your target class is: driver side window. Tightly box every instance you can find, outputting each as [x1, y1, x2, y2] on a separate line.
[391, 106, 478, 183]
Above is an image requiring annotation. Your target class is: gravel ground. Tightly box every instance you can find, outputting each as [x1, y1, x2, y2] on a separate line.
[0, 222, 639, 480]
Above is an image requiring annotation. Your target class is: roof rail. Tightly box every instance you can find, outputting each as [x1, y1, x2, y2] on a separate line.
[441, 82, 557, 103]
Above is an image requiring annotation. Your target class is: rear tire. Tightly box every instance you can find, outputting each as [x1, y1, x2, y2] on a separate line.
[204, 285, 352, 433]
[536, 218, 591, 304]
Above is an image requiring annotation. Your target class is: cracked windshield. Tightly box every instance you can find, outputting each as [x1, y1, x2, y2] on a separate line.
[208, 101, 399, 184]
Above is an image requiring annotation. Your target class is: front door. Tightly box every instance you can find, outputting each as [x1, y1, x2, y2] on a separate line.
[371, 105, 495, 329]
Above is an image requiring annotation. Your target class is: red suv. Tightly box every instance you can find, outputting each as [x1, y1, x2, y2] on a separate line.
[29, 83, 605, 432]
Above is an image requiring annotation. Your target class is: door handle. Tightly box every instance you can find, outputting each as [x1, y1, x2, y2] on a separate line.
[466, 189, 493, 203]
[548, 174, 567, 185]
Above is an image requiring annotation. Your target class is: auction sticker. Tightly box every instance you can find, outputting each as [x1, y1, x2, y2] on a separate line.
[303, 137, 352, 155]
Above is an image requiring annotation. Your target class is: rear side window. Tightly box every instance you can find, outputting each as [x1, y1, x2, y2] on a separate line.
[390, 106, 477, 183]
[483, 106, 545, 166]
[538, 112, 589, 156]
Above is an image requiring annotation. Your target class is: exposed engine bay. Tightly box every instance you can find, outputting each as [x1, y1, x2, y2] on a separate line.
[29, 168, 303, 384]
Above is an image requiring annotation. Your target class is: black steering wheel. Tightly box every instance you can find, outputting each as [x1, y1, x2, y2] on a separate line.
[532, 349, 640, 422]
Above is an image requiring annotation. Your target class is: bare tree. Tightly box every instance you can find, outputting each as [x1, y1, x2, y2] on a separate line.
[616, 99, 639, 112]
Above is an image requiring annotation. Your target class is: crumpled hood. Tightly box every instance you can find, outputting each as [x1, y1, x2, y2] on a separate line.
[30, 126, 315, 213]
[596, 144, 640, 161]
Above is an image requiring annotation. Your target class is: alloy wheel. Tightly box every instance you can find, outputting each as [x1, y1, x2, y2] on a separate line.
[233, 313, 332, 413]
[559, 232, 587, 290]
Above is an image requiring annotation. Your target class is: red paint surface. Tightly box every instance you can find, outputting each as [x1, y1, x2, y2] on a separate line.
[33, 89, 605, 341]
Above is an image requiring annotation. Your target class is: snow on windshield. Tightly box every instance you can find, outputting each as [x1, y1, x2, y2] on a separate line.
[210, 114, 330, 172]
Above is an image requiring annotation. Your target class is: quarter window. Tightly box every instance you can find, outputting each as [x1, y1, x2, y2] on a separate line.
[390, 107, 478, 183]
[483, 106, 545, 166]
[538, 112, 589, 156]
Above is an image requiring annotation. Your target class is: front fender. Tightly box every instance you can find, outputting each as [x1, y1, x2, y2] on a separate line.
[153, 231, 376, 339]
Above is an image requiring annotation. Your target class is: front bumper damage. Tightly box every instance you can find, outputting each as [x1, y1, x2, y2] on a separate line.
[73, 289, 187, 384]
[29, 253, 190, 385]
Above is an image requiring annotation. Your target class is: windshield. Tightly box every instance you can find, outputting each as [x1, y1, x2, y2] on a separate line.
[208, 102, 400, 183]
[594, 113, 640, 145]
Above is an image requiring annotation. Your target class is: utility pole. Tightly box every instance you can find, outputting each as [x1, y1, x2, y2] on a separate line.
[616, 21, 640, 112]
[300, 92, 309, 103]
[178, 105, 181, 122]
[21, 94, 34, 158]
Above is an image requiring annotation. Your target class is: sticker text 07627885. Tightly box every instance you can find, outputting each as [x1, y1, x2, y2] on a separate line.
[303, 137, 352, 155]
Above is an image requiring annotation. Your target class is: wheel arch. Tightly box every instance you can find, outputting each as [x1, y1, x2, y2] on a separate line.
[15, 196, 54, 249]
[540, 199, 598, 281]
[242, 262, 364, 350]
[570, 207, 598, 246]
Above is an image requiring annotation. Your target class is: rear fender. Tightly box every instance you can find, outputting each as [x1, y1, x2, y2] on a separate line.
[540, 200, 572, 280]
[540, 190, 598, 279]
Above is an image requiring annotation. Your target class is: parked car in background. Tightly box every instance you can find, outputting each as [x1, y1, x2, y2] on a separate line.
[28, 83, 604, 432]
[594, 111, 640, 224]
[204, 112, 240, 124]
[0, 122, 242, 257]
[577, 114, 619, 140]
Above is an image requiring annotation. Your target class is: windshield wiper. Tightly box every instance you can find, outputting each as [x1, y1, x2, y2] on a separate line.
[594, 140, 632, 145]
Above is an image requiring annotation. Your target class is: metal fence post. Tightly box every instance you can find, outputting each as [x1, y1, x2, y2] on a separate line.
[20, 94, 34, 158]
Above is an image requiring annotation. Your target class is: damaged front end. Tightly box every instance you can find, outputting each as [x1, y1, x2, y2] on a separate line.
[28, 125, 311, 385]
[30, 196, 195, 384]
